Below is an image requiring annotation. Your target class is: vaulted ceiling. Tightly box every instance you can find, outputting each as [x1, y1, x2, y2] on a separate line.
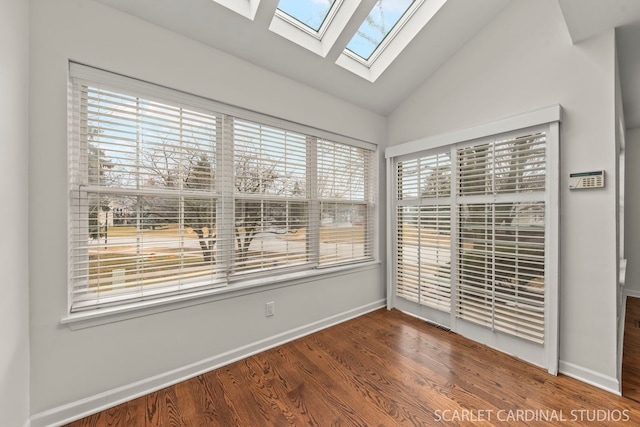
[96, 0, 640, 127]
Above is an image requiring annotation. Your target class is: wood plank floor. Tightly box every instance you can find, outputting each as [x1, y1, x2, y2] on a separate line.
[623, 296, 640, 403]
[66, 308, 640, 426]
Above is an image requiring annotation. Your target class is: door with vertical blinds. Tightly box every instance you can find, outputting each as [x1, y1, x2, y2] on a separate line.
[390, 122, 558, 373]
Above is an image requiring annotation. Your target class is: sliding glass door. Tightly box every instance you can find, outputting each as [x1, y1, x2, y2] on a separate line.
[389, 120, 559, 373]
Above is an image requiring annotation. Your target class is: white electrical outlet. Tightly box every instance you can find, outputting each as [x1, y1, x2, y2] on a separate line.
[266, 301, 275, 317]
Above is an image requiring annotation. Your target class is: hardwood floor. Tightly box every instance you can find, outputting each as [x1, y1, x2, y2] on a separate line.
[623, 296, 640, 403]
[66, 308, 640, 426]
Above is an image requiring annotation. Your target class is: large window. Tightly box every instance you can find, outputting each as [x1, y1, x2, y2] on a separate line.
[69, 64, 376, 312]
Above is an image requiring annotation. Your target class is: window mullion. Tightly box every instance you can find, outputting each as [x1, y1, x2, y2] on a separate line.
[178, 107, 185, 285]
[135, 97, 143, 285]
[218, 115, 235, 279]
[307, 136, 319, 266]
[450, 144, 459, 328]
[491, 202, 496, 332]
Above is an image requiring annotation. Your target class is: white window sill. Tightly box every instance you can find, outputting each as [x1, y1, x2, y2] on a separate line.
[60, 261, 380, 330]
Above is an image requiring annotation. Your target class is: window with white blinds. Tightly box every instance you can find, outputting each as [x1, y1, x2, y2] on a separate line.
[231, 118, 309, 276]
[393, 130, 550, 344]
[68, 64, 376, 312]
[317, 140, 373, 265]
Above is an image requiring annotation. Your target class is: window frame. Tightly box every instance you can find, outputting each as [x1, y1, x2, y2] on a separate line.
[336, 0, 447, 82]
[344, 0, 422, 64]
[275, 0, 342, 39]
[64, 63, 378, 328]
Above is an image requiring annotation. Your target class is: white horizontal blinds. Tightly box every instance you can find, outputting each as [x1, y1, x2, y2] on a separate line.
[317, 139, 373, 265]
[418, 205, 452, 311]
[396, 206, 420, 302]
[69, 65, 378, 311]
[456, 203, 545, 343]
[457, 142, 492, 196]
[233, 119, 307, 197]
[395, 205, 452, 310]
[455, 132, 547, 344]
[457, 203, 496, 328]
[82, 87, 218, 191]
[231, 118, 310, 275]
[395, 153, 452, 311]
[458, 132, 546, 196]
[494, 133, 546, 193]
[494, 202, 545, 342]
[70, 83, 221, 311]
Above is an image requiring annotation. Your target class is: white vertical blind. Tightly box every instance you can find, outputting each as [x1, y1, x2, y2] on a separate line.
[69, 64, 376, 312]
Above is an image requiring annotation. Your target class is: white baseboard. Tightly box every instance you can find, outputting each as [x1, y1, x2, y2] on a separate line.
[30, 300, 386, 427]
[558, 360, 621, 395]
[625, 288, 640, 299]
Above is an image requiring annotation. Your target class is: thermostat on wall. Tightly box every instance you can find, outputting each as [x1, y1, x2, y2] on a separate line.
[569, 170, 605, 190]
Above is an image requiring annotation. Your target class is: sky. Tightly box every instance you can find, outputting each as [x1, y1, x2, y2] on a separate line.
[277, 0, 416, 60]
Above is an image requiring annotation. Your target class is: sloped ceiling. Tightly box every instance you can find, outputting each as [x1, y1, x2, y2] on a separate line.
[96, 0, 640, 127]
[93, 0, 510, 116]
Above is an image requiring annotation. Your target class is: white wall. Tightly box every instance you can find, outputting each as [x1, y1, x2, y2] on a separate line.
[625, 128, 640, 295]
[29, 0, 386, 423]
[1, 0, 31, 425]
[0, 0, 30, 426]
[388, 0, 619, 391]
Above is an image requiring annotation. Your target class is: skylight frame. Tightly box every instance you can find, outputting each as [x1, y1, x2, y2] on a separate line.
[336, 0, 448, 82]
[275, 0, 342, 39]
[211, 0, 261, 20]
[269, 0, 360, 58]
[345, 0, 424, 66]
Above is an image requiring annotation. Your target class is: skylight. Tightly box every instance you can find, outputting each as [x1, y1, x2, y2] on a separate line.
[269, 0, 448, 82]
[346, 0, 416, 60]
[277, 0, 337, 33]
[270, 0, 356, 58]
